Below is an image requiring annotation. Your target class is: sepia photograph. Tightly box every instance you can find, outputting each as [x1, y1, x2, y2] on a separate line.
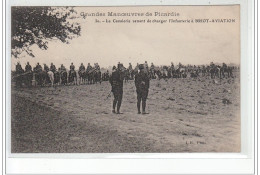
[11, 5, 241, 153]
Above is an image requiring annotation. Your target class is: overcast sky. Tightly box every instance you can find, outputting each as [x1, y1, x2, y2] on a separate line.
[11, 5, 240, 70]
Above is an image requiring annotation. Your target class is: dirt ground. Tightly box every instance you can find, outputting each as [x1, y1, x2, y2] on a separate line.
[11, 73, 240, 153]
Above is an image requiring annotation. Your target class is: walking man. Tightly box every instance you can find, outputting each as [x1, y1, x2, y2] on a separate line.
[109, 64, 124, 114]
[135, 64, 150, 114]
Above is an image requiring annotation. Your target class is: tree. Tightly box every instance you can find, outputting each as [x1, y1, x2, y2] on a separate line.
[11, 7, 81, 58]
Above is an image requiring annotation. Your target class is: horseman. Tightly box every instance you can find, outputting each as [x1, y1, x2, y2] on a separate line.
[170, 62, 175, 77]
[25, 62, 32, 73]
[15, 62, 23, 74]
[86, 63, 92, 72]
[69, 62, 75, 73]
[94, 63, 100, 71]
[144, 61, 149, 73]
[150, 62, 155, 79]
[43, 64, 49, 72]
[50, 63, 56, 73]
[79, 63, 85, 72]
[34, 63, 42, 73]
[60, 64, 66, 72]
[128, 63, 133, 70]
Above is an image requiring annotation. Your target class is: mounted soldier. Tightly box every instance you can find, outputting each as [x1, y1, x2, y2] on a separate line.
[43, 64, 49, 72]
[50, 63, 56, 73]
[34, 63, 42, 73]
[24, 62, 33, 87]
[60, 64, 67, 85]
[78, 63, 86, 84]
[69, 62, 77, 85]
[25, 62, 32, 73]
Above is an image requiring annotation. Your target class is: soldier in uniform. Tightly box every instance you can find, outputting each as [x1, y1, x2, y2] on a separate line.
[43, 64, 49, 72]
[70, 62, 75, 71]
[60, 64, 66, 71]
[25, 62, 32, 72]
[86, 63, 92, 72]
[109, 64, 124, 114]
[50, 63, 56, 73]
[79, 63, 85, 72]
[150, 63, 155, 79]
[34, 63, 42, 73]
[15, 62, 24, 74]
[135, 64, 150, 114]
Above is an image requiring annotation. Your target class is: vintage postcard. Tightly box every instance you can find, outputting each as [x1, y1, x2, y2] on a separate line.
[11, 5, 240, 153]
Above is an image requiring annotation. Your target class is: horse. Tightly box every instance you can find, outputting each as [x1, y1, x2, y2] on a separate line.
[78, 70, 86, 84]
[54, 71, 60, 85]
[47, 71, 54, 87]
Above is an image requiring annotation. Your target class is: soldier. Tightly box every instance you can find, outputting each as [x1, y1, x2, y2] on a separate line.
[144, 61, 149, 73]
[95, 63, 100, 71]
[109, 64, 124, 114]
[135, 64, 150, 114]
[79, 63, 85, 72]
[150, 62, 155, 78]
[86, 63, 92, 72]
[34, 63, 42, 73]
[25, 62, 32, 72]
[128, 63, 132, 70]
[43, 64, 49, 72]
[60, 64, 66, 71]
[15, 62, 24, 74]
[50, 63, 56, 73]
[70, 62, 75, 71]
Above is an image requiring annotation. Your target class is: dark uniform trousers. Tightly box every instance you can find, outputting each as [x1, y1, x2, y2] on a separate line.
[135, 71, 150, 113]
[137, 89, 149, 112]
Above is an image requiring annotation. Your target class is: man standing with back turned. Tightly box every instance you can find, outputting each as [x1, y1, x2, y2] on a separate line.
[109, 64, 124, 114]
[135, 64, 150, 114]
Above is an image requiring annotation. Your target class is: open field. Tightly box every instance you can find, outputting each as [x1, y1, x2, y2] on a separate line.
[11, 74, 240, 153]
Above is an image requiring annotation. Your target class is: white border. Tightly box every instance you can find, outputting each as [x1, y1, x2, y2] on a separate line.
[5, 0, 255, 174]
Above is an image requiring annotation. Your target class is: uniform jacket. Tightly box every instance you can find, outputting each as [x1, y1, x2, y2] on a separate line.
[109, 70, 124, 93]
[135, 71, 150, 92]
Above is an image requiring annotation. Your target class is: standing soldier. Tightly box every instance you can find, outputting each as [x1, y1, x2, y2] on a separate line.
[50, 63, 56, 73]
[25, 62, 32, 72]
[109, 64, 124, 114]
[135, 64, 150, 114]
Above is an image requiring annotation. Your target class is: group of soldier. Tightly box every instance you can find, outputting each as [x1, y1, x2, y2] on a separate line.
[16, 62, 100, 75]
[14, 60, 236, 114]
[109, 63, 150, 114]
